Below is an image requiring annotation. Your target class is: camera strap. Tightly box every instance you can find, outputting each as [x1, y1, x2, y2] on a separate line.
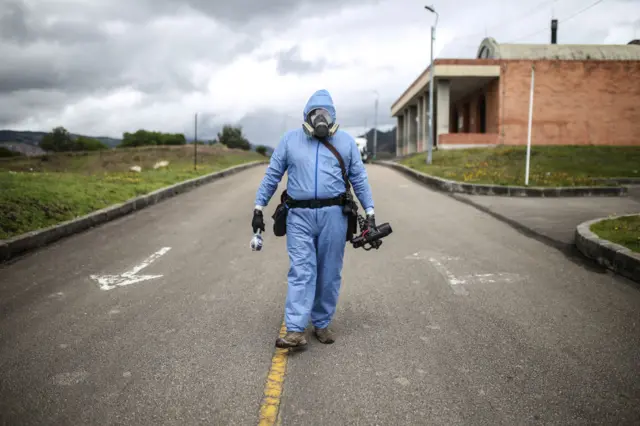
[319, 139, 351, 193]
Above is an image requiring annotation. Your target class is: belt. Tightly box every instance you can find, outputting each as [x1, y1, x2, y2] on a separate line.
[286, 194, 346, 209]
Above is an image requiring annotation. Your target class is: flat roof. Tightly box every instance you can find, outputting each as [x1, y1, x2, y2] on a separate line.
[478, 37, 640, 60]
[390, 59, 500, 117]
[392, 38, 640, 117]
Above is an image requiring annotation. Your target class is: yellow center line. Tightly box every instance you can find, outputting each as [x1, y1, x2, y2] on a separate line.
[258, 322, 289, 426]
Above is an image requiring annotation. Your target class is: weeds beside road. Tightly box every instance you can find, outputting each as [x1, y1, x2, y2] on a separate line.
[401, 145, 640, 187]
[0, 145, 264, 240]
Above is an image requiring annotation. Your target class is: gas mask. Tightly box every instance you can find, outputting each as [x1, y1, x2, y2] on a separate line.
[302, 108, 339, 140]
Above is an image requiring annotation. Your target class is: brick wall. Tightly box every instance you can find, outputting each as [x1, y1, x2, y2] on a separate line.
[440, 133, 499, 146]
[500, 60, 640, 146]
[485, 79, 500, 134]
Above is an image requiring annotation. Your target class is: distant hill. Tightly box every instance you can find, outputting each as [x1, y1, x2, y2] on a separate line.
[0, 141, 46, 156]
[358, 127, 396, 154]
[0, 130, 274, 156]
[0, 130, 121, 148]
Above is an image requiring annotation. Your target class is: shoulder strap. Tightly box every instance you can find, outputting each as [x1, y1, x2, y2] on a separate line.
[319, 140, 351, 192]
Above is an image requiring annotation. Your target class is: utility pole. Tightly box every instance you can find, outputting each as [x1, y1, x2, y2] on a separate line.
[364, 118, 368, 144]
[373, 90, 379, 160]
[194, 113, 198, 170]
[425, 5, 438, 165]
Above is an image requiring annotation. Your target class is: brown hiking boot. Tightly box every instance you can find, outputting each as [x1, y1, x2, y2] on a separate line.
[313, 327, 335, 344]
[275, 331, 307, 348]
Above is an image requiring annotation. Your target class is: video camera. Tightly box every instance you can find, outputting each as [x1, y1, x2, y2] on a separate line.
[350, 214, 393, 251]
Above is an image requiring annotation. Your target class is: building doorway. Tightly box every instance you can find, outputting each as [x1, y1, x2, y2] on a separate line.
[478, 94, 487, 134]
[451, 107, 459, 133]
[463, 102, 470, 133]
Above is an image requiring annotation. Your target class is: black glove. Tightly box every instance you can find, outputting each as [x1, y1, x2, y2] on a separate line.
[366, 214, 377, 232]
[252, 209, 265, 233]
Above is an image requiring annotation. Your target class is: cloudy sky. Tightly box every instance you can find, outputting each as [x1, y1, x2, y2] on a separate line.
[1, 0, 638, 147]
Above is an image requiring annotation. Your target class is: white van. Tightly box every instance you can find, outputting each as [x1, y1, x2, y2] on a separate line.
[354, 137, 369, 163]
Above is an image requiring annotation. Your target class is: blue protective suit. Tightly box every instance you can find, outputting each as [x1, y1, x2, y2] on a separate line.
[255, 89, 375, 332]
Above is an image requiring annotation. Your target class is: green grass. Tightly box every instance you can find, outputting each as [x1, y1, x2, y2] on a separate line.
[400, 145, 640, 187]
[0, 146, 265, 240]
[590, 215, 640, 253]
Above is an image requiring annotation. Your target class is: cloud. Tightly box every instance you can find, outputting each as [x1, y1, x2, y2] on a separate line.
[1, 0, 637, 147]
[275, 46, 331, 76]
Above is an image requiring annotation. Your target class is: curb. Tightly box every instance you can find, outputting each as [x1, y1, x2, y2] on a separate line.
[591, 177, 640, 185]
[575, 214, 640, 283]
[0, 161, 268, 263]
[373, 160, 628, 197]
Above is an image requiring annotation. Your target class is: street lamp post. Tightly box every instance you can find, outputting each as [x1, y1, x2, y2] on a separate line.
[373, 90, 379, 160]
[425, 5, 439, 165]
[194, 113, 198, 170]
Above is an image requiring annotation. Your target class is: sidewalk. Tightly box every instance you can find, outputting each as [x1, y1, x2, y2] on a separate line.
[452, 188, 640, 249]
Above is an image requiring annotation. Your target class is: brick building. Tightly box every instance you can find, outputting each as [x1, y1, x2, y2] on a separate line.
[391, 33, 640, 157]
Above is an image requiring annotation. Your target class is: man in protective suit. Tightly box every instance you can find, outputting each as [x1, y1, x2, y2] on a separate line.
[252, 89, 376, 348]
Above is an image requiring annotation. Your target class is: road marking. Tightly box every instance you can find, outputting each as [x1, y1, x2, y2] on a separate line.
[395, 377, 411, 386]
[53, 370, 88, 386]
[406, 252, 460, 261]
[428, 257, 469, 296]
[90, 247, 171, 291]
[458, 273, 521, 284]
[427, 256, 522, 296]
[258, 322, 289, 426]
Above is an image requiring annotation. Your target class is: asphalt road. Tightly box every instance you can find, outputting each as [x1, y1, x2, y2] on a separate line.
[1, 165, 639, 426]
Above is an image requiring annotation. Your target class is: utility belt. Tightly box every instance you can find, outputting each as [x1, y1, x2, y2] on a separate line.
[271, 190, 357, 240]
[285, 193, 346, 209]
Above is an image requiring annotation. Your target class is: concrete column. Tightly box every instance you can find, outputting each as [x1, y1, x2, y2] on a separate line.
[422, 94, 428, 152]
[396, 115, 404, 157]
[406, 107, 412, 155]
[436, 79, 451, 147]
[416, 96, 423, 152]
[409, 105, 418, 154]
[404, 108, 410, 156]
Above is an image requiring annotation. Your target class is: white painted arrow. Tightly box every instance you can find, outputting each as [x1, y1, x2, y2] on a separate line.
[90, 247, 172, 291]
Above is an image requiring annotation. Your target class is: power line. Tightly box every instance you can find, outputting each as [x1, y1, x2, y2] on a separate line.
[509, 0, 605, 42]
[446, 0, 562, 44]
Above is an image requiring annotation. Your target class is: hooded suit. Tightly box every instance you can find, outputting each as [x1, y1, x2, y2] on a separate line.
[255, 89, 375, 332]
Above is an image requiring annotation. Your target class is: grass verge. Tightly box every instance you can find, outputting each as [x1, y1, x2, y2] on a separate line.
[400, 145, 640, 187]
[0, 145, 265, 240]
[590, 215, 640, 253]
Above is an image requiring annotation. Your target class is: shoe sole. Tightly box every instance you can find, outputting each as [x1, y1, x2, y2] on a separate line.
[275, 338, 308, 349]
[314, 333, 335, 344]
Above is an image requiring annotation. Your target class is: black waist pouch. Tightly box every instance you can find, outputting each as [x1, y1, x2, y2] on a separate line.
[346, 212, 357, 242]
[272, 190, 288, 237]
[343, 196, 358, 242]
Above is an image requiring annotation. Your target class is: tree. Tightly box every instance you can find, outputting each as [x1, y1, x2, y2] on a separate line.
[40, 126, 74, 152]
[74, 136, 108, 151]
[119, 130, 186, 147]
[255, 145, 268, 156]
[217, 124, 251, 150]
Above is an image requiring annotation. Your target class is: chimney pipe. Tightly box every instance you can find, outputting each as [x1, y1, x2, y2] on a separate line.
[551, 19, 558, 44]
